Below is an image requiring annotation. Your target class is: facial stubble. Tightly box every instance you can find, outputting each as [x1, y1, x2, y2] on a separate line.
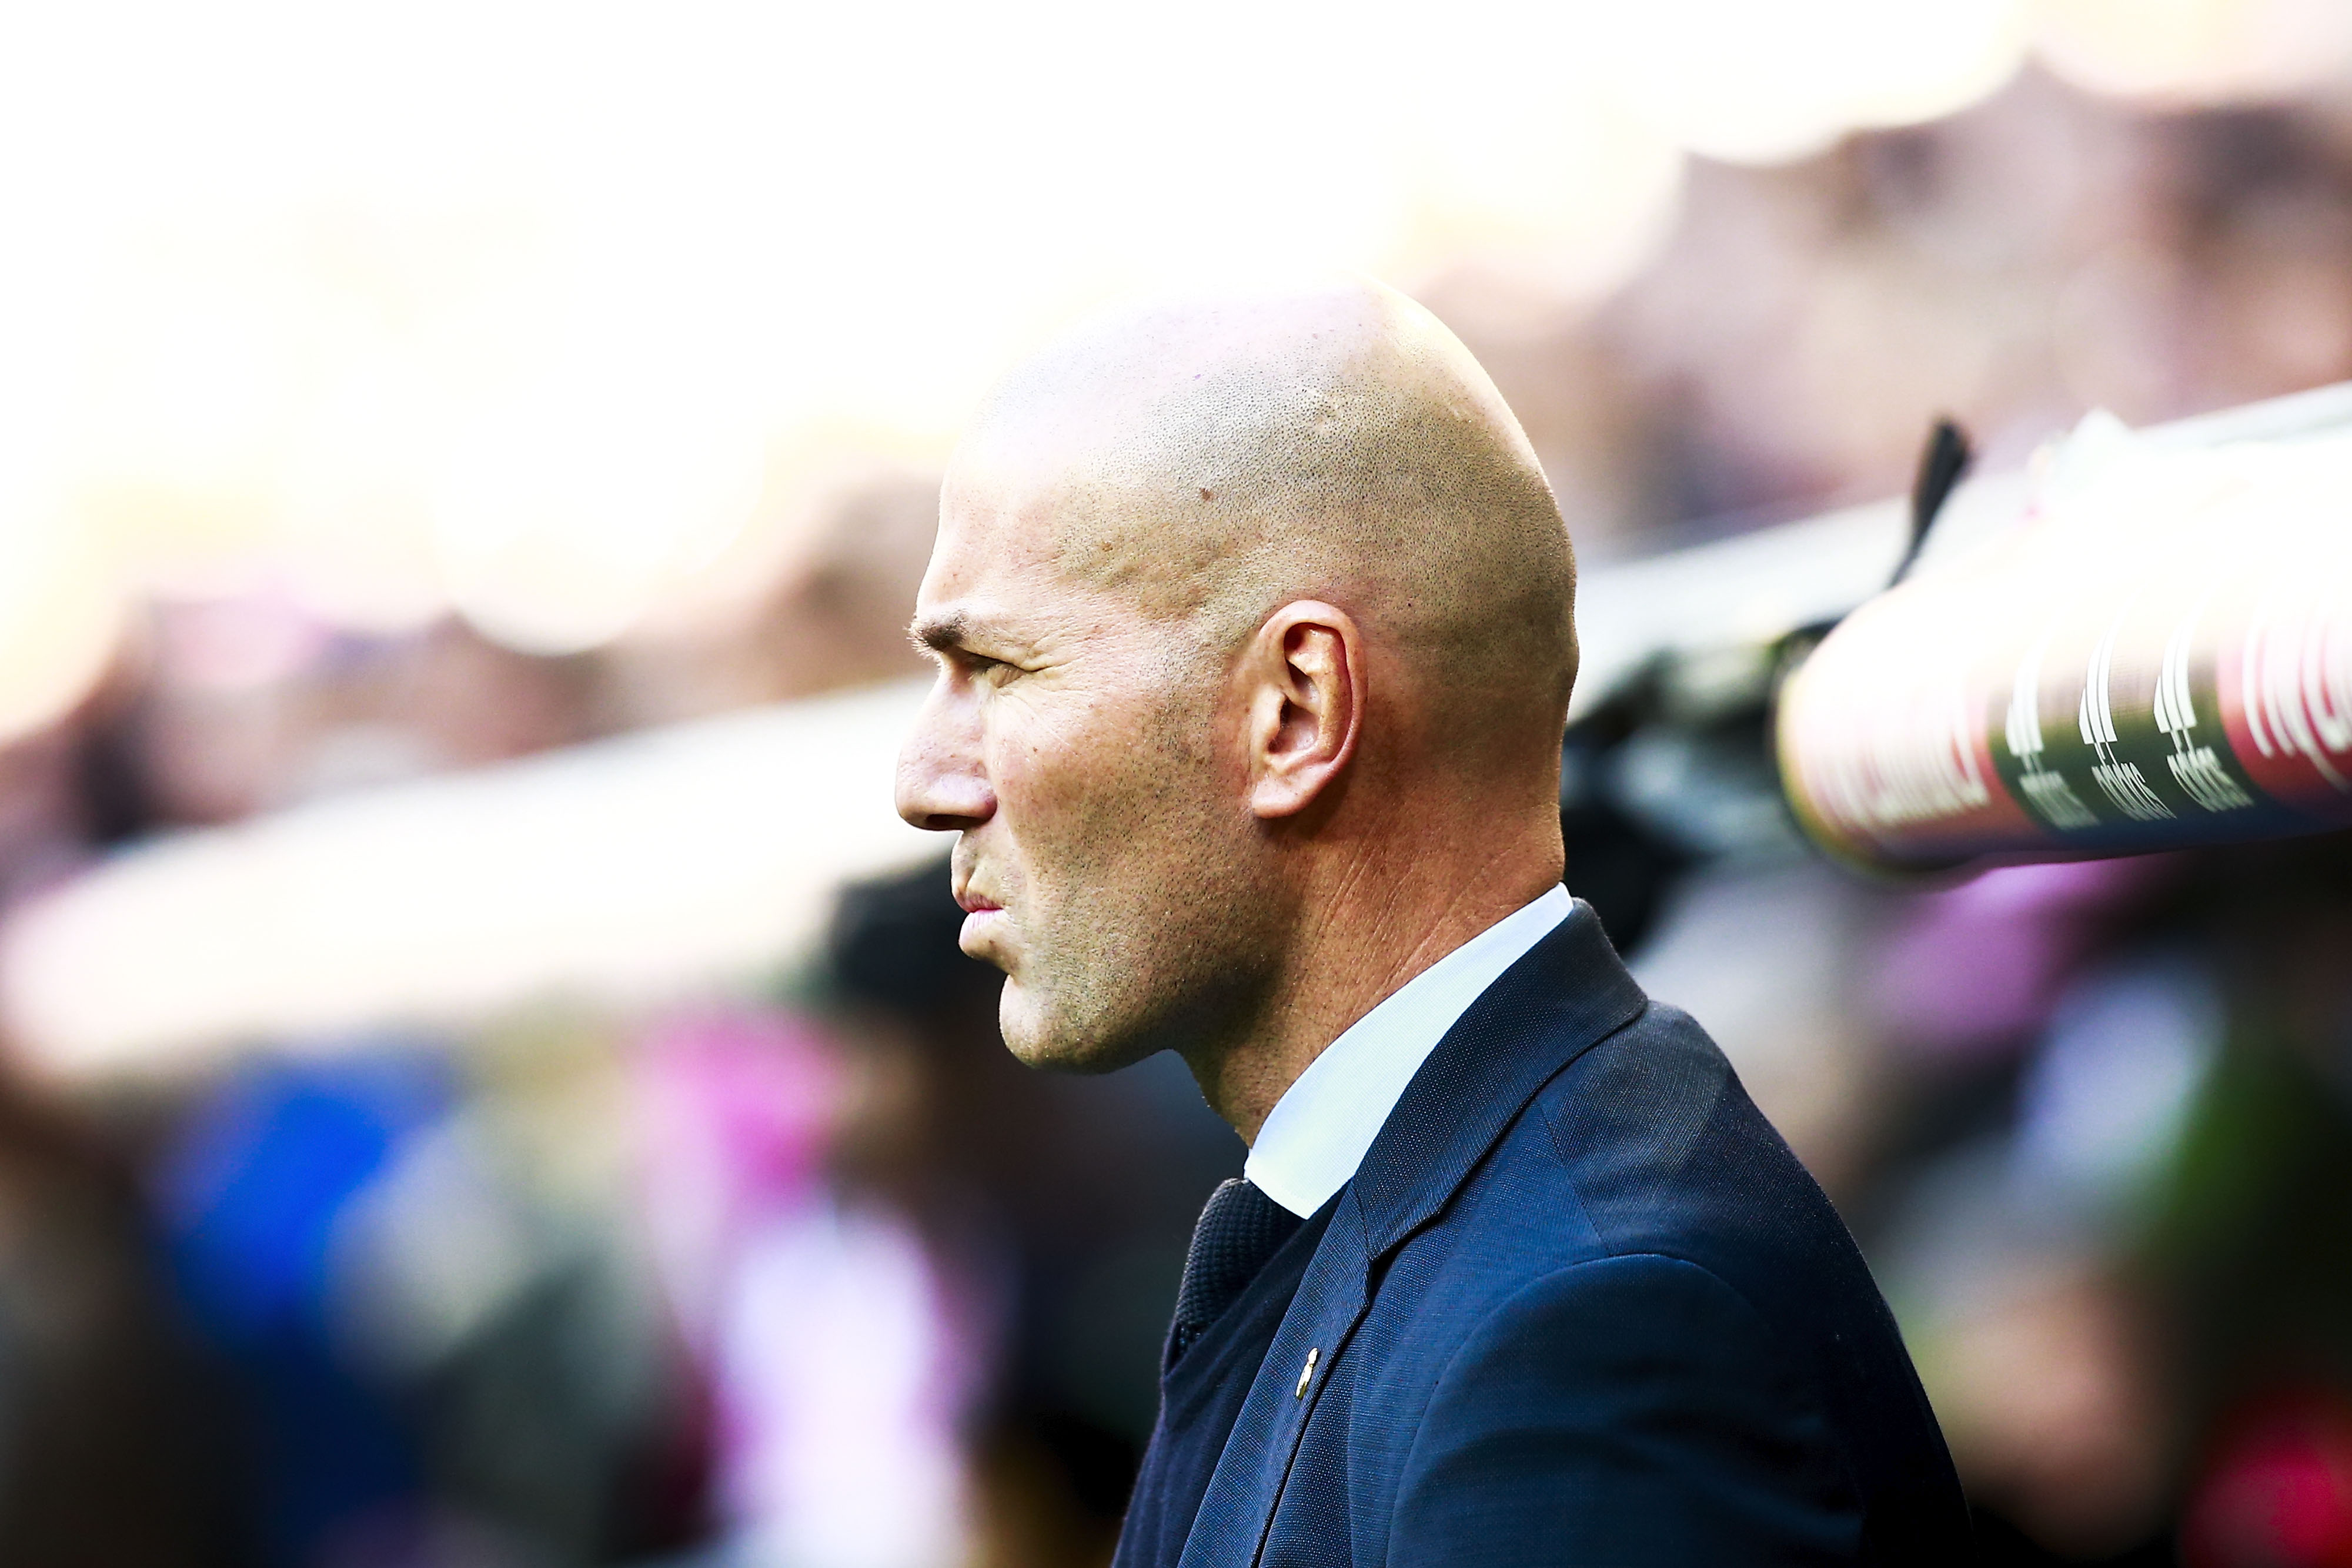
[994, 668, 1295, 1076]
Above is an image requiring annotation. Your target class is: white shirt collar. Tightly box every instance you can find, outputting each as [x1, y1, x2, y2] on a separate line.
[1242, 885, 1575, 1218]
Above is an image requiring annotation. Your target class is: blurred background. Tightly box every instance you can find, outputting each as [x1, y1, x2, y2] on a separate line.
[3, 2, 2352, 1564]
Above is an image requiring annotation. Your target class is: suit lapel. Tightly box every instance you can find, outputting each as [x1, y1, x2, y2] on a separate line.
[1172, 1190, 1369, 1568]
[1346, 901, 1648, 1259]
[1175, 900, 1650, 1567]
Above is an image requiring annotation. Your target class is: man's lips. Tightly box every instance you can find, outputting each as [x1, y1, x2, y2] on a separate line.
[954, 887, 1007, 962]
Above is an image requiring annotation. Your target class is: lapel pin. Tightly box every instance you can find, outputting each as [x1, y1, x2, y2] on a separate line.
[1295, 1346, 1320, 1398]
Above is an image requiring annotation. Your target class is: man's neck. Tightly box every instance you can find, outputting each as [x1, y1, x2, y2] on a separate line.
[1181, 827, 1562, 1144]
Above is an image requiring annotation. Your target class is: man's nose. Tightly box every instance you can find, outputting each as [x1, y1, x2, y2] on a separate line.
[896, 684, 995, 833]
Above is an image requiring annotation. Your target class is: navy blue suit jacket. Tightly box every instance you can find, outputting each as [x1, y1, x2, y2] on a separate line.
[1135, 899, 1967, 1567]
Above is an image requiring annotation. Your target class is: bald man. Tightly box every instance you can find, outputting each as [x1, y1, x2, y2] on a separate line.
[897, 280, 1966, 1566]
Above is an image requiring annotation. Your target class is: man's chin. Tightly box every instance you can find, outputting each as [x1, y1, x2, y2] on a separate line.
[998, 985, 1154, 1076]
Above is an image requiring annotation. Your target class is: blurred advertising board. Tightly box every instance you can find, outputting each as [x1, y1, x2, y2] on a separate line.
[1780, 413, 2352, 870]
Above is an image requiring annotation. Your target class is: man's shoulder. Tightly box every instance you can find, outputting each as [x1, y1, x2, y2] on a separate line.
[1535, 999, 1841, 1258]
[1341, 998, 1967, 1559]
[1469, 997, 1887, 1340]
[1359, 998, 1839, 1348]
[1364, 994, 1926, 1419]
[1405, 998, 1834, 1269]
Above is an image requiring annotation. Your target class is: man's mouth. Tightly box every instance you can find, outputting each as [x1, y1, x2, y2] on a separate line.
[954, 887, 1008, 963]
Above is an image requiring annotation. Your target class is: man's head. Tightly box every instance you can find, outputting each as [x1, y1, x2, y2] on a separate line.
[896, 278, 1575, 1077]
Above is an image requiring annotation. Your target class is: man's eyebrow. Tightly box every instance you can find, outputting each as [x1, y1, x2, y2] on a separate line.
[911, 609, 1023, 656]
[910, 610, 970, 653]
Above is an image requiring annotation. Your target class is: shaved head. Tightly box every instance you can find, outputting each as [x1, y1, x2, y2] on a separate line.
[944, 279, 1578, 751]
[900, 278, 1578, 1114]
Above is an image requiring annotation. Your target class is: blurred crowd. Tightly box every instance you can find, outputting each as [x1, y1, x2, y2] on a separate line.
[2, 68, 2352, 1568]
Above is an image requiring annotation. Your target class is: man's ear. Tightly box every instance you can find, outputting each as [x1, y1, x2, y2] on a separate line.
[1244, 600, 1363, 820]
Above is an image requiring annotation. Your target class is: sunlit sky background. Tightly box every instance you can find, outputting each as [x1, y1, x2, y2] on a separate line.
[2, 0, 2348, 743]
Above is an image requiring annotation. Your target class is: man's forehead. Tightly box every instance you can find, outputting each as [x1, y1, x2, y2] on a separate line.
[944, 412, 1114, 520]
[934, 430, 1146, 587]
[926, 479, 1060, 594]
[914, 505, 1124, 647]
